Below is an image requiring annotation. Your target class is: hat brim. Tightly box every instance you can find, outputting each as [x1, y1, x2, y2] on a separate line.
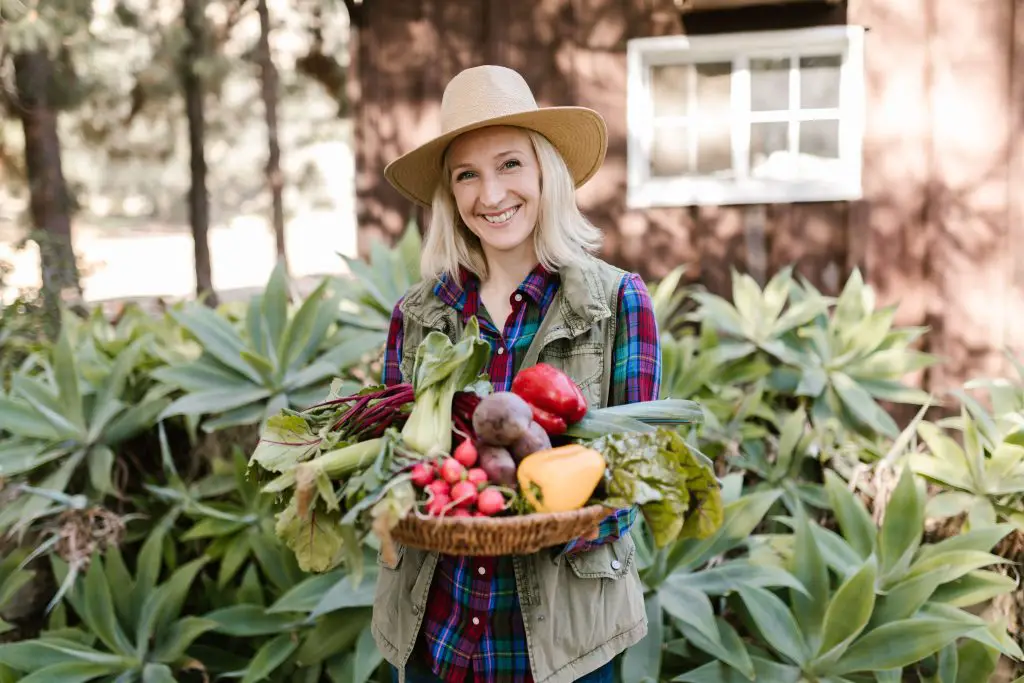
[384, 107, 608, 208]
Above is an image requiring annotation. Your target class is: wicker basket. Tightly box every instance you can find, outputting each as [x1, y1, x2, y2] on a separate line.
[390, 505, 612, 556]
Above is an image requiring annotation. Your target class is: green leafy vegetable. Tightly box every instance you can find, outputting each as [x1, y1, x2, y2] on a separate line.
[401, 317, 491, 456]
[588, 428, 723, 547]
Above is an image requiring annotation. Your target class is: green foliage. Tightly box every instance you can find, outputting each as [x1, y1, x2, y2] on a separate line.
[0, 317, 172, 534]
[334, 220, 423, 334]
[1, 235, 1022, 681]
[0, 526, 213, 682]
[154, 262, 381, 432]
[675, 267, 937, 440]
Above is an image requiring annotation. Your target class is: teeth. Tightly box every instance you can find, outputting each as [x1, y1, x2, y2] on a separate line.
[483, 206, 518, 224]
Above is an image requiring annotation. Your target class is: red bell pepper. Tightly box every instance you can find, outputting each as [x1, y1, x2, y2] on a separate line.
[511, 363, 588, 424]
[529, 403, 567, 436]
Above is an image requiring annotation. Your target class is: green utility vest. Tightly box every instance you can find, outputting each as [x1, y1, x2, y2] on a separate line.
[370, 255, 648, 683]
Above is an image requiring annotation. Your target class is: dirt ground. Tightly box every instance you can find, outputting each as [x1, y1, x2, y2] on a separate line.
[0, 210, 358, 306]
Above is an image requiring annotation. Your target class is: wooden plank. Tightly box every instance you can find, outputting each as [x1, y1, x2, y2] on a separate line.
[849, 0, 933, 332]
[925, 0, 1015, 391]
[1007, 0, 1024, 368]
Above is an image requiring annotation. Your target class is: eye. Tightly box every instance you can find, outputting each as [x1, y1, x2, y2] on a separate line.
[501, 159, 522, 170]
[455, 170, 476, 182]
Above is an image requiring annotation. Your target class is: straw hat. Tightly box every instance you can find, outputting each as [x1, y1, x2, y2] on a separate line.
[384, 65, 608, 208]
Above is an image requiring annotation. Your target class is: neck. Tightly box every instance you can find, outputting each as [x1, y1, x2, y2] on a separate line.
[481, 243, 538, 291]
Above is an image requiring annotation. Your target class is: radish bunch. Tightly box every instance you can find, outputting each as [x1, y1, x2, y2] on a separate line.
[408, 439, 508, 517]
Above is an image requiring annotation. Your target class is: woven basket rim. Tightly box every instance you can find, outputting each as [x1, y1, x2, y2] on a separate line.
[397, 503, 613, 529]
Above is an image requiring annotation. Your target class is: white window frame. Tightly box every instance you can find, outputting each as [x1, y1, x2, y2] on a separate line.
[626, 25, 866, 208]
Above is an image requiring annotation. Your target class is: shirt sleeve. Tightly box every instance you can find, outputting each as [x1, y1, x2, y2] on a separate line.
[381, 298, 405, 387]
[562, 273, 662, 556]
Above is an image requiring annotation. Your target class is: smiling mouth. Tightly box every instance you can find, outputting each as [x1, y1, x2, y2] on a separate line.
[481, 205, 521, 225]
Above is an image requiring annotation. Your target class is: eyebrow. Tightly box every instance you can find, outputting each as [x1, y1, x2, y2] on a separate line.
[450, 149, 525, 173]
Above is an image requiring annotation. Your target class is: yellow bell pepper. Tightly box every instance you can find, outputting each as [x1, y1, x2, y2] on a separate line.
[517, 445, 606, 513]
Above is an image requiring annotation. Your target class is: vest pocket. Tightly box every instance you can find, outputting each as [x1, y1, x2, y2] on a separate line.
[564, 534, 635, 580]
[376, 543, 406, 571]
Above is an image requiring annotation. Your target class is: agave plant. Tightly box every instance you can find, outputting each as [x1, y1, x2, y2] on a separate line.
[0, 326, 171, 533]
[911, 405, 1024, 532]
[619, 482, 809, 682]
[333, 219, 422, 335]
[145, 438, 283, 590]
[153, 263, 383, 432]
[693, 268, 937, 439]
[673, 467, 1020, 681]
[0, 527, 213, 682]
[676, 503, 1020, 683]
[198, 544, 382, 682]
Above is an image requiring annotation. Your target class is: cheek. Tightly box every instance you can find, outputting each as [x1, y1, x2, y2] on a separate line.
[451, 188, 475, 224]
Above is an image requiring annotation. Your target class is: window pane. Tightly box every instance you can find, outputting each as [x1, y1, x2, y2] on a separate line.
[750, 58, 789, 111]
[749, 121, 790, 178]
[650, 125, 691, 177]
[651, 65, 690, 117]
[799, 119, 839, 159]
[696, 120, 732, 175]
[695, 61, 732, 120]
[800, 55, 841, 109]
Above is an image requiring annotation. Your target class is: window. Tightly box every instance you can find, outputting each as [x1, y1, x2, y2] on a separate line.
[626, 26, 865, 207]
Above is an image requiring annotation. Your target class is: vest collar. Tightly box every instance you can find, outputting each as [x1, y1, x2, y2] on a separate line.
[401, 256, 615, 341]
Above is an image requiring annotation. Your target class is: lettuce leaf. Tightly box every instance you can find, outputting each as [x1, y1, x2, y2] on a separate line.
[588, 428, 723, 547]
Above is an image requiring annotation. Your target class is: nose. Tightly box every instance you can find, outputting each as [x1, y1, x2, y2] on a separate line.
[479, 173, 505, 208]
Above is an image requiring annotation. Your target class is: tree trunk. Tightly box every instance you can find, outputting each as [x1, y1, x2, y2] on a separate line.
[13, 49, 80, 320]
[256, 0, 288, 273]
[181, 0, 217, 306]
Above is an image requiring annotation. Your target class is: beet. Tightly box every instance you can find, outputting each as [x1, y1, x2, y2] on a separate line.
[509, 420, 552, 463]
[477, 444, 518, 488]
[472, 392, 533, 446]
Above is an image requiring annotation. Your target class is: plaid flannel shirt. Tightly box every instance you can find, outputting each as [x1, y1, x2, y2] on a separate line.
[382, 264, 661, 683]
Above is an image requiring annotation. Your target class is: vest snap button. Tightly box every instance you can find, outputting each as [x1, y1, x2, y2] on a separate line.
[538, 615, 545, 621]
[611, 560, 622, 571]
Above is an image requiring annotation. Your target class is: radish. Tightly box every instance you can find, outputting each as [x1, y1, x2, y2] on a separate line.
[426, 494, 451, 516]
[466, 468, 488, 486]
[453, 438, 478, 467]
[451, 508, 472, 518]
[426, 479, 450, 499]
[440, 458, 466, 484]
[476, 488, 505, 516]
[450, 480, 478, 509]
[410, 462, 435, 488]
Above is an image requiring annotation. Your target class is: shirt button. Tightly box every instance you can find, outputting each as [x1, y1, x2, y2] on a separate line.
[497, 347, 505, 355]
[611, 560, 622, 571]
[472, 617, 480, 626]
[514, 293, 523, 302]
[478, 566, 486, 575]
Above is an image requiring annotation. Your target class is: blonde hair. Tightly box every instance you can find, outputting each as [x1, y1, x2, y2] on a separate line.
[420, 128, 603, 281]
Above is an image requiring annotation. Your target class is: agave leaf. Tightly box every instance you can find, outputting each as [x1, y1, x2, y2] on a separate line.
[877, 468, 924, 582]
[168, 305, 261, 384]
[736, 585, 810, 667]
[52, 327, 85, 431]
[278, 278, 330, 373]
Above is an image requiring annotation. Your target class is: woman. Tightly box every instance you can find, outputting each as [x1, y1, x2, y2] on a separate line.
[374, 65, 661, 683]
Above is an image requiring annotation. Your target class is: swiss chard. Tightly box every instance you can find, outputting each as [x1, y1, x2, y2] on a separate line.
[588, 428, 723, 547]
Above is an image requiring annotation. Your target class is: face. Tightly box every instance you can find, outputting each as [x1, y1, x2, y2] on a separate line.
[446, 126, 541, 265]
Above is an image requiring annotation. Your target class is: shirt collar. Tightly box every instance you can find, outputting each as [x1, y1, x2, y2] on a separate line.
[432, 263, 558, 310]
